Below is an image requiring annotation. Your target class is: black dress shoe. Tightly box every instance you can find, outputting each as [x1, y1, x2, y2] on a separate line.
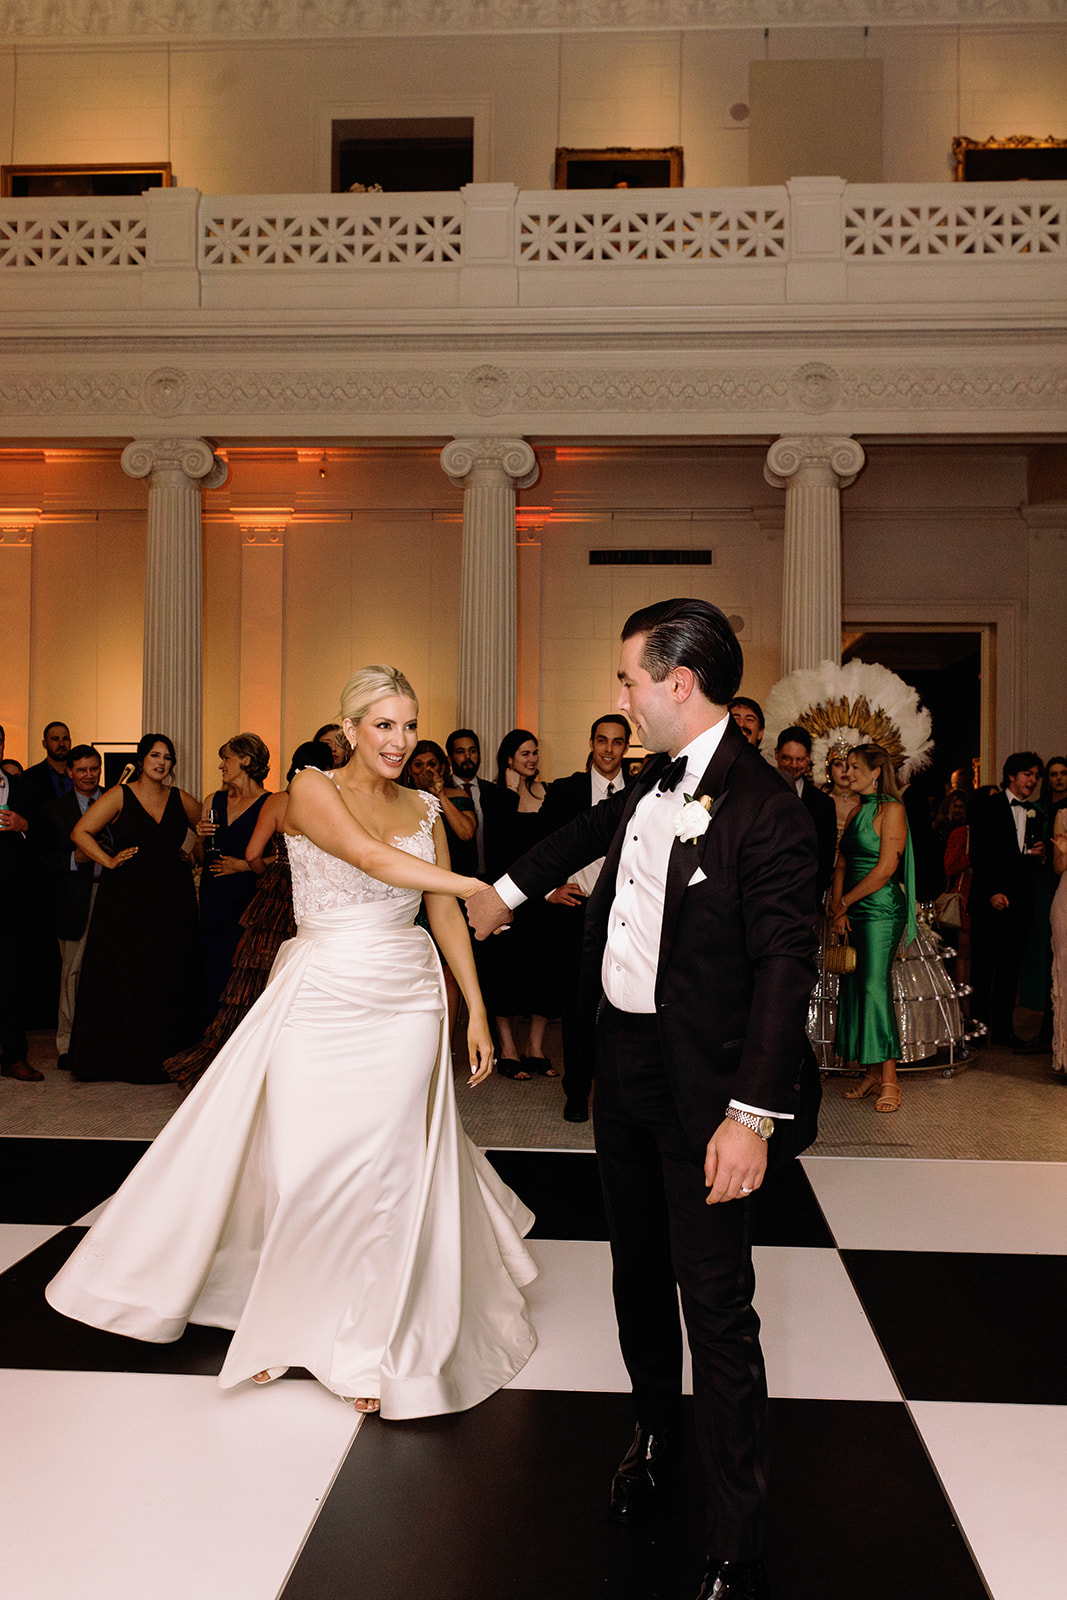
[563, 1097, 589, 1122]
[694, 1560, 769, 1599]
[609, 1424, 678, 1522]
[56, 1053, 71, 1071]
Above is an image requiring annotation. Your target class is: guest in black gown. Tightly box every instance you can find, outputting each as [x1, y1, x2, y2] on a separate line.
[192, 733, 270, 1035]
[485, 729, 557, 1080]
[67, 735, 200, 1083]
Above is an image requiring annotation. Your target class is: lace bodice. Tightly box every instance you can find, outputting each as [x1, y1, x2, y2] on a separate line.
[286, 785, 440, 919]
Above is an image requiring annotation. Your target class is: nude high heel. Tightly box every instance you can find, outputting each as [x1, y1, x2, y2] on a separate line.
[844, 1071, 881, 1101]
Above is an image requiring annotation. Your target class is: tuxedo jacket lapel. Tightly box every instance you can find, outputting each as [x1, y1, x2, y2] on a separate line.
[657, 725, 743, 980]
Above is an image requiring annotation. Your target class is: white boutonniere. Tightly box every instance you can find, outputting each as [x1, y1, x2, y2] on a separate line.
[1026, 808, 1036, 820]
[675, 791, 715, 843]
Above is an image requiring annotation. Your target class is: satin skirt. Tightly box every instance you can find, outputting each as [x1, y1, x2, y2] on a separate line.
[835, 884, 907, 1067]
[46, 896, 537, 1417]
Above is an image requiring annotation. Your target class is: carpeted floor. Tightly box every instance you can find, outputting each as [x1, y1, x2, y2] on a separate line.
[4, 1019, 1065, 1162]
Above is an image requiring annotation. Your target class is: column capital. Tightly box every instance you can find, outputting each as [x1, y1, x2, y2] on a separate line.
[764, 436, 865, 493]
[121, 437, 228, 492]
[441, 437, 538, 492]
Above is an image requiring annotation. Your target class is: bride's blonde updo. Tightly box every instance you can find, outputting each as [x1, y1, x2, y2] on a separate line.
[339, 665, 418, 728]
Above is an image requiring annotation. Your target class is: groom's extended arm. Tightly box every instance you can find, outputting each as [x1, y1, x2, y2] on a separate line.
[466, 788, 630, 939]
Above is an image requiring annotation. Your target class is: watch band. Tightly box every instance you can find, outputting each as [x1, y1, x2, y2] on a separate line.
[725, 1107, 775, 1140]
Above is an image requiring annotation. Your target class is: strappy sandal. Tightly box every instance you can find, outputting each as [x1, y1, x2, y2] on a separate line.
[876, 1082, 901, 1114]
[353, 1398, 380, 1413]
[844, 1071, 881, 1101]
[523, 1055, 558, 1077]
[497, 1059, 532, 1080]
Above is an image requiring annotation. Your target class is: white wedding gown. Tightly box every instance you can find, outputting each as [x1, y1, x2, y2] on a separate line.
[46, 791, 538, 1417]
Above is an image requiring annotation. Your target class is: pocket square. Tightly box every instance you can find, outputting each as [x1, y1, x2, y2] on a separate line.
[688, 866, 707, 887]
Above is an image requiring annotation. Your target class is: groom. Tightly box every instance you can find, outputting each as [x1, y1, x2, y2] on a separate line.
[467, 599, 820, 1600]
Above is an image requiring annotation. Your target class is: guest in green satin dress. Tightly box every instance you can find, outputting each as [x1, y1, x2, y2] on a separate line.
[832, 743, 917, 1113]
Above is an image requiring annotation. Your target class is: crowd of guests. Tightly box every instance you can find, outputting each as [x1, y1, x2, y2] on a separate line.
[3, 704, 1065, 1108]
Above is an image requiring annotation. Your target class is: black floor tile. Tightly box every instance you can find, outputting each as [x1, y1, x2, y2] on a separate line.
[486, 1150, 608, 1239]
[0, 1228, 231, 1375]
[0, 1136, 149, 1224]
[765, 1400, 988, 1600]
[282, 1392, 986, 1600]
[485, 1151, 833, 1248]
[844, 1248, 1067, 1404]
[283, 1390, 707, 1600]
[751, 1159, 835, 1249]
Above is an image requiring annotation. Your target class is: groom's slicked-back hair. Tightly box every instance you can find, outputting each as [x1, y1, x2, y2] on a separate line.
[621, 598, 744, 706]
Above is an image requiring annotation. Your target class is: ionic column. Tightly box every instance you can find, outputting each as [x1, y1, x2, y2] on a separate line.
[122, 437, 228, 790]
[441, 437, 538, 759]
[764, 436, 865, 675]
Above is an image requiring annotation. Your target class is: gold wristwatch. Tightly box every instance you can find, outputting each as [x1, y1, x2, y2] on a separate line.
[725, 1107, 775, 1140]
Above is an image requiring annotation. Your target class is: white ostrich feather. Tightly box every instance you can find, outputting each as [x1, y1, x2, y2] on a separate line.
[761, 658, 934, 783]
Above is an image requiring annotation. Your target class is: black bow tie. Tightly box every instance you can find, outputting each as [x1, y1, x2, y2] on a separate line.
[658, 755, 688, 793]
[1010, 798, 1028, 808]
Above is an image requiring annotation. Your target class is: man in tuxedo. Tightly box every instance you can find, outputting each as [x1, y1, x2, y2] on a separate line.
[46, 745, 106, 1069]
[468, 600, 819, 1600]
[969, 751, 1049, 1050]
[20, 720, 74, 1027]
[728, 697, 764, 749]
[774, 725, 838, 904]
[444, 728, 517, 879]
[0, 724, 40, 1081]
[539, 714, 634, 1122]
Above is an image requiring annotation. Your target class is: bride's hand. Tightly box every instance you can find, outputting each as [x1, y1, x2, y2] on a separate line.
[467, 1014, 494, 1086]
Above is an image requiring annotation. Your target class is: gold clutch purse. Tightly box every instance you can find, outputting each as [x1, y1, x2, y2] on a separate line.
[823, 931, 857, 976]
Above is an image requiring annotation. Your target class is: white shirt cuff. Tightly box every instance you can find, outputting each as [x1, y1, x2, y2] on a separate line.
[729, 1098, 794, 1122]
[495, 873, 527, 911]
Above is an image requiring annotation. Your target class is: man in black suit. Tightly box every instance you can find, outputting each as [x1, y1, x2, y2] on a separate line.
[444, 728, 517, 879]
[22, 720, 74, 810]
[969, 751, 1049, 1050]
[46, 745, 106, 1068]
[774, 725, 838, 904]
[468, 600, 819, 1600]
[20, 720, 74, 1027]
[0, 723, 40, 1081]
[539, 713, 633, 1122]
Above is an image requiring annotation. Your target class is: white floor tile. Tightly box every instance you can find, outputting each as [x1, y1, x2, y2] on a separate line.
[909, 1401, 1067, 1600]
[753, 1246, 899, 1401]
[507, 1240, 896, 1403]
[0, 1223, 63, 1275]
[802, 1156, 1067, 1254]
[0, 1369, 359, 1600]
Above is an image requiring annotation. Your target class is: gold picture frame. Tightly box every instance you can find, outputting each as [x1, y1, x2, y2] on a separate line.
[554, 147, 683, 190]
[1, 162, 173, 198]
[952, 135, 1067, 183]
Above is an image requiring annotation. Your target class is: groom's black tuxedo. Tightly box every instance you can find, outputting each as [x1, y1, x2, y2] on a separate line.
[511, 720, 820, 1160]
[506, 717, 819, 1559]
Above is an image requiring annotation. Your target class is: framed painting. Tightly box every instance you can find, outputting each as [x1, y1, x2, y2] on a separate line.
[1, 163, 172, 198]
[952, 135, 1067, 182]
[554, 147, 683, 190]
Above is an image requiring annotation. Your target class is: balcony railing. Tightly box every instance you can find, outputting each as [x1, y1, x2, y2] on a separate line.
[1, 178, 1065, 318]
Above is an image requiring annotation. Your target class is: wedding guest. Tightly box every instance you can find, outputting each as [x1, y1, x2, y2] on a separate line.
[539, 714, 633, 1121]
[20, 720, 72, 1027]
[775, 726, 838, 903]
[445, 728, 517, 879]
[48, 665, 536, 1419]
[727, 697, 764, 748]
[0, 729, 37, 1081]
[45, 744, 106, 1069]
[401, 739, 477, 1031]
[1052, 808, 1067, 1074]
[67, 734, 200, 1083]
[314, 723, 349, 768]
[487, 729, 555, 1079]
[165, 741, 333, 1093]
[193, 733, 271, 1036]
[835, 744, 917, 1114]
[1045, 756, 1067, 816]
[823, 739, 859, 842]
[969, 752, 1050, 1051]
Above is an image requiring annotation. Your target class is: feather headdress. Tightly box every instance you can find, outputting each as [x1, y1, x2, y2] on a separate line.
[762, 658, 934, 784]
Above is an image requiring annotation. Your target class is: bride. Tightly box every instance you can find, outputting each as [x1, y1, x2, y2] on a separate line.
[47, 666, 537, 1417]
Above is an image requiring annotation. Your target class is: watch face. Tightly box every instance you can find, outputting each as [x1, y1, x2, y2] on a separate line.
[758, 1117, 775, 1139]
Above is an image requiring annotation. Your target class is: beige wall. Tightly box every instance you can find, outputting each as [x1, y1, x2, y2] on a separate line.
[0, 442, 1062, 789]
[2, 25, 1065, 189]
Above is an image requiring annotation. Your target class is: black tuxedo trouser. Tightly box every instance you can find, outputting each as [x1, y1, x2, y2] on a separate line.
[970, 904, 1030, 1041]
[551, 900, 594, 1106]
[594, 1003, 768, 1562]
